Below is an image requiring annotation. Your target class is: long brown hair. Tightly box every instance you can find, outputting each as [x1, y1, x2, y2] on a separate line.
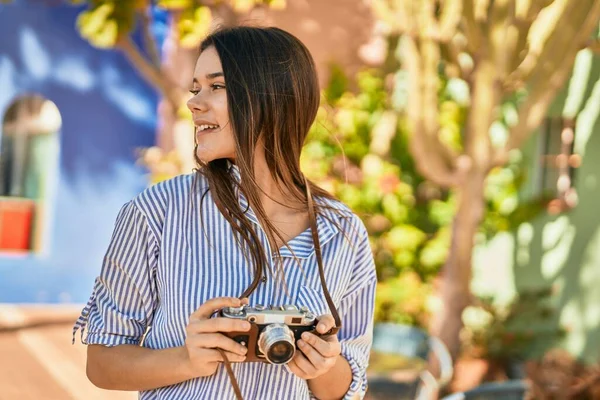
[193, 26, 345, 298]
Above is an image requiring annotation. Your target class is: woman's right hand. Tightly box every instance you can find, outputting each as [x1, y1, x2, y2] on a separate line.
[183, 297, 251, 378]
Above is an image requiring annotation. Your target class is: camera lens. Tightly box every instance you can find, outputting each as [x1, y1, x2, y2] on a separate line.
[267, 341, 295, 364]
[258, 323, 296, 364]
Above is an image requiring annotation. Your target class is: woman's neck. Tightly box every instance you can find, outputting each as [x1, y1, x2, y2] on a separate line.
[252, 155, 304, 221]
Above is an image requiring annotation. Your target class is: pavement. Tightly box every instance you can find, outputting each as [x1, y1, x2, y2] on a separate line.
[0, 304, 137, 400]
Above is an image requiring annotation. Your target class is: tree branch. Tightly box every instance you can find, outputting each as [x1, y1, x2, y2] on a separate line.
[505, 0, 580, 90]
[494, 0, 600, 165]
[403, 35, 459, 188]
[438, 0, 463, 42]
[140, 8, 161, 68]
[507, 0, 556, 77]
[440, 38, 473, 80]
[474, 0, 492, 22]
[586, 39, 600, 54]
[489, 0, 514, 81]
[116, 36, 185, 110]
[464, 56, 497, 171]
[463, 0, 483, 54]
[392, 0, 415, 37]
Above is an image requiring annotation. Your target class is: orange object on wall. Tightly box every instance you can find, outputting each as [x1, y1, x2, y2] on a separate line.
[0, 198, 35, 251]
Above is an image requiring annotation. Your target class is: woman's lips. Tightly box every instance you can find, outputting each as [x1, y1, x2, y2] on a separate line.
[196, 126, 220, 136]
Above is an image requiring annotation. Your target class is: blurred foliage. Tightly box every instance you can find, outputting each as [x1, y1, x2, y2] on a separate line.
[302, 68, 453, 283]
[300, 67, 450, 327]
[374, 272, 434, 328]
[137, 147, 183, 184]
[70, 0, 285, 49]
[461, 287, 566, 364]
[302, 65, 548, 326]
[176, 6, 213, 48]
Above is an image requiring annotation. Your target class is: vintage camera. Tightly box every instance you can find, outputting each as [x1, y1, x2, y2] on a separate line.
[220, 304, 326, 365]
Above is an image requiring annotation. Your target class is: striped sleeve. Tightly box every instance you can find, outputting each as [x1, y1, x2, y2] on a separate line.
[72, 201, 158, 346]
[338, 218, 377, 400]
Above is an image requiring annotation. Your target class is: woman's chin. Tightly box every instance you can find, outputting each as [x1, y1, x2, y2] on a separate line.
[196, 144, 236, 164]
[196, 152, 232, 164]
[195, 151, 215, 164]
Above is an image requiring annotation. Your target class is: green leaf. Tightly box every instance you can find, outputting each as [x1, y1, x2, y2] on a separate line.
[263, 0, 286, 9]
[385, 225, 427, 252]
[382, 194, 408, 224]
[93, 18, 119, 48]
[232, 0, 256, 12]
[75, 1, 137, 49]
[324, 64, 348, 104]
[178, 6, 212, 48]
[157, 0, 193, 10]
[77, 4, 114, 40]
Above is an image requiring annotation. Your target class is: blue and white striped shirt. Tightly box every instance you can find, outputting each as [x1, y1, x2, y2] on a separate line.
[73, 168, 377, 399]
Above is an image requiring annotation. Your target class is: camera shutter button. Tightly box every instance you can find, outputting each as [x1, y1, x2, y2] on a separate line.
[228, 306, 245, 315]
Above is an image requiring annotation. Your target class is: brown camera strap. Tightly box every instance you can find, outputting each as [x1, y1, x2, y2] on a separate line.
[220, 178, 342, 400]
[304, 180, 342, 334]
[218, 348, 245, 400]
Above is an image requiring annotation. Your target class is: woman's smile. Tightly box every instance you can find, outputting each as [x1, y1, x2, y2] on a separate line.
[196, 124, 221, 136]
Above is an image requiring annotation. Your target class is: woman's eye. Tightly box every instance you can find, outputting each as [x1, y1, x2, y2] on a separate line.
[189, 89, 200, 96]
[212, 84, 225, 91]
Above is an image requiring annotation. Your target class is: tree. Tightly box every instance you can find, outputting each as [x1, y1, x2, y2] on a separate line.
[373, 0, 600, 360]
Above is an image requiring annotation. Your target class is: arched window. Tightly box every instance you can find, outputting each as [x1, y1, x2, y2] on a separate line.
[0, 94, 61, 253]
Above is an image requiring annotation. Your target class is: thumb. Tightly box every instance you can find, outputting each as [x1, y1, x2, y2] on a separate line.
[316, 314, 336, 334]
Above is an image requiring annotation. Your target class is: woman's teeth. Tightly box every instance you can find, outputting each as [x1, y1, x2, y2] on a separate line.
[198, 124, 219, 132]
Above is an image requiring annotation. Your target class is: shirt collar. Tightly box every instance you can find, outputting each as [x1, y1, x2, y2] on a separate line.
[228, 162, 340, 259]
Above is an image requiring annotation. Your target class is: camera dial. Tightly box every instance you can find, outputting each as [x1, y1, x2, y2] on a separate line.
[225, 306, 245, 316]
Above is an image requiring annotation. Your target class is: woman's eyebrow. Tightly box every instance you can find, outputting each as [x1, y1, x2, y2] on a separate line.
[192, 72, 224, 85]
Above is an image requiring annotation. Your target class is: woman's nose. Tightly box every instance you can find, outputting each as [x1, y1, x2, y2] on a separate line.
[187, 94, 207, 113]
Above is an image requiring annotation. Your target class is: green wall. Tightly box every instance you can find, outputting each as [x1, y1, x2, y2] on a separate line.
[472, 48, 600, 363]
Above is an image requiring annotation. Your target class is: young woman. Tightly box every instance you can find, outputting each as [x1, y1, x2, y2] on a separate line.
[73, 26, 377, 400]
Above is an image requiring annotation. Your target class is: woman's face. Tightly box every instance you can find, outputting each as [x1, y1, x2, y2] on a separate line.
[187, 46, 236, 163]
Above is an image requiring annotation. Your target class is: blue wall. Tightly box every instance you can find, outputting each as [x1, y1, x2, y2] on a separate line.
[0, 2, 159, 303]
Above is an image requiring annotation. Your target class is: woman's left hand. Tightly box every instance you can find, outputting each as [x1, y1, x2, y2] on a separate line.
[287, 314, 342, 380]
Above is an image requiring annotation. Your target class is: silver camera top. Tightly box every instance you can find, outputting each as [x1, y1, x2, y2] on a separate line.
[222, 304, 316, 326]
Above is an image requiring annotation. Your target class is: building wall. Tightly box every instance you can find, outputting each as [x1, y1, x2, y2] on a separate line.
[472, 49, 600, 363]
[0, 2, 157, 302]
[247, 0, 376, 86]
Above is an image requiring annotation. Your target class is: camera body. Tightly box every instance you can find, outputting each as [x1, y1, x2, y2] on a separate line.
[220, 304, 323, 365]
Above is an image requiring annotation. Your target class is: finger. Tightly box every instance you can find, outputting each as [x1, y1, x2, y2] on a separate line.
[286, 358, 307, 379]
[191, 297, 243, 320]
[187, 333, 248, 356]
[297, 339, 326, 370]
[315, 314, 336, 334]
[292, 351, 317, 377]
[188, 318, 251, 334]
[202, 348, 247, 363]
[301, 331, 340, 357]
